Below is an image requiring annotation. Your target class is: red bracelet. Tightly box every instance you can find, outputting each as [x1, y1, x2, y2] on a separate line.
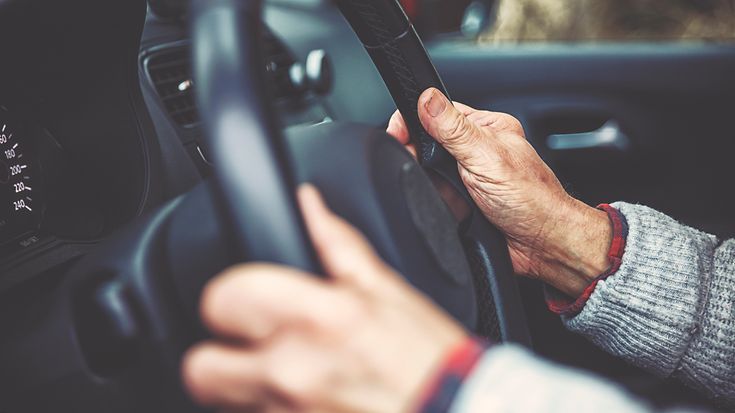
[415, 337, 488, 413]
[546, 204, 628, 316]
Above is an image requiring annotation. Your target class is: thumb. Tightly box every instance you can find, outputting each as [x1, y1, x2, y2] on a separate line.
[417, 88, 485, 164]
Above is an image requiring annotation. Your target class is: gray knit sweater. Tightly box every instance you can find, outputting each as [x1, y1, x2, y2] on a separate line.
[450, 203, 735, 412]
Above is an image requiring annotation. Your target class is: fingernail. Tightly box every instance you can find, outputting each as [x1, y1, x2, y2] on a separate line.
[425, 90, 447, 118]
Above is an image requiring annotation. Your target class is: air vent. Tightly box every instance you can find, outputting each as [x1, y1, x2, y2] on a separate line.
[145, 47, 199, 127]
[143, 31, 302, 129]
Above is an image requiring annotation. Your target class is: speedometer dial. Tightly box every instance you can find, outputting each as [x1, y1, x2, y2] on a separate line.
[0, 114, 41, 244]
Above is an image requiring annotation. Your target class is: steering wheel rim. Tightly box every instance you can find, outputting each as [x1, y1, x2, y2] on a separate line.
[192, 0, 321, 273]
[191, 0, 530, 344]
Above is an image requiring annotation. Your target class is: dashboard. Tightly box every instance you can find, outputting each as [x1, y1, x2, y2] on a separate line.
[0, 108, 42, 246]
[140, 0, 395, 175]
[0, 104, 119, 289]
[0, 0, 395, 292]
[0, 107, 115, 251]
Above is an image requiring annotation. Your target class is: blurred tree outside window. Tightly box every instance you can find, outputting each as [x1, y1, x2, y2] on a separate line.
[485, 0, 735, 42]
[405, 0, 735, 42]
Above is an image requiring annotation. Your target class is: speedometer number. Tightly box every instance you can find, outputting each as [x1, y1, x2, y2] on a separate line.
[0, 116, 41, 245]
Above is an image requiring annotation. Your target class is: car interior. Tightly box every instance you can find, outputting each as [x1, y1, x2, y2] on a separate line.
[0, 0, 733, 411]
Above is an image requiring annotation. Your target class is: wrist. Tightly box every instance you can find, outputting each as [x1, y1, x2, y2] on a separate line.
[527, 197, 613, 297]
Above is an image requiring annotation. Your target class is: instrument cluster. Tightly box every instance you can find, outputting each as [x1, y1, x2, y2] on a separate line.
[0, 106, 109, 271]
[0, 108, 42, 249]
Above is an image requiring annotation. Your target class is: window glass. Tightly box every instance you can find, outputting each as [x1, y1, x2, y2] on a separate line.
[484, 0, 735, 42]
[404, 0, 735, 42]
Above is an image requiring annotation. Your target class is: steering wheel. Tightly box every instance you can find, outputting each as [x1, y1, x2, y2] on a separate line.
[191, 0, 530, 343]
[0, 1, 531, 411]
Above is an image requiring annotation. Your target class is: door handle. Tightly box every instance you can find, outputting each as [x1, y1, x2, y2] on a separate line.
[547, 120, 630, 151]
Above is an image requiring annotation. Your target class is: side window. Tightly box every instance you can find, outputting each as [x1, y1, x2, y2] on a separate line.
[407, 0, 735, 42]
[486, 0, 735, 42]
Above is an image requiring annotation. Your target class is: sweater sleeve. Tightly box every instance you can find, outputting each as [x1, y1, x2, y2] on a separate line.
[448, 345, 653, 413]
[563, 202, 735, 405]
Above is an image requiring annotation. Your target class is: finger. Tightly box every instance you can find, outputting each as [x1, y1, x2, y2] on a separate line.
[200, 264, 359, 342]
[388, 104, 475, 138]
[298, 184, 395, 289]
[388, 102, 481, 161]
[388, 104, 475, 147]
[386, 111, 418, 159]
[182, 342, 264, 408]
[386, 110, 410, 145]
[417, 88, 487, 165]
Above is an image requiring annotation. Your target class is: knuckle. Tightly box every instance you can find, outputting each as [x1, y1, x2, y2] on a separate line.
[502, 114, 525, 135]
[330, 293, 369, 329]
[200, 275, 233, 331]
[200, 264, 257, 329]
[493, 113, 525, 136]
[265, 363, 318, 407]
[443, 113, 472, 143]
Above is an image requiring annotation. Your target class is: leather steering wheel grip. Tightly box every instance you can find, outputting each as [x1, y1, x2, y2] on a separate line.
[334, 0, 531, 345]
[191, 0, 322, 273]
[334, 0, 454, 168]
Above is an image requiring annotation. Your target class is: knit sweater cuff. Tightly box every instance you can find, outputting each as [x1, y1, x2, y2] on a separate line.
[546, 204, 628, 316]
[563, 202, 719, 377]
[448, 345, 648, 413]
[415, 338, 488, 413]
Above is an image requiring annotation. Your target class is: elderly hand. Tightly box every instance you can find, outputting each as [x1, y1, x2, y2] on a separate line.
[183, 185, 467, 412]
[387, 88, 612, 297]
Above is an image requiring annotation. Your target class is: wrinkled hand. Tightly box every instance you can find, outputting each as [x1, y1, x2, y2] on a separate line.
[183, 185, 467, 412]
[387, 88, 611, 297]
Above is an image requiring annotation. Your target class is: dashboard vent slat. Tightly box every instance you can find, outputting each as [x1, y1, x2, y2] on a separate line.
[145, 48, 198, 128]
[143, 31, 300, 129]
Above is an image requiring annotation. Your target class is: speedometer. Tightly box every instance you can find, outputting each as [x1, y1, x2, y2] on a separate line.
[0, 112, 41, 245]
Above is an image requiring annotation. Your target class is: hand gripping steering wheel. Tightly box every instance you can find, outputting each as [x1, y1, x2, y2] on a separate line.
[192, 0, 530, 343]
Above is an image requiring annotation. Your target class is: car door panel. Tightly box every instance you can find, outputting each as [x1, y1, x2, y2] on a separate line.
[428, 42, 735, 407]
[430, 43, 735, 238]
